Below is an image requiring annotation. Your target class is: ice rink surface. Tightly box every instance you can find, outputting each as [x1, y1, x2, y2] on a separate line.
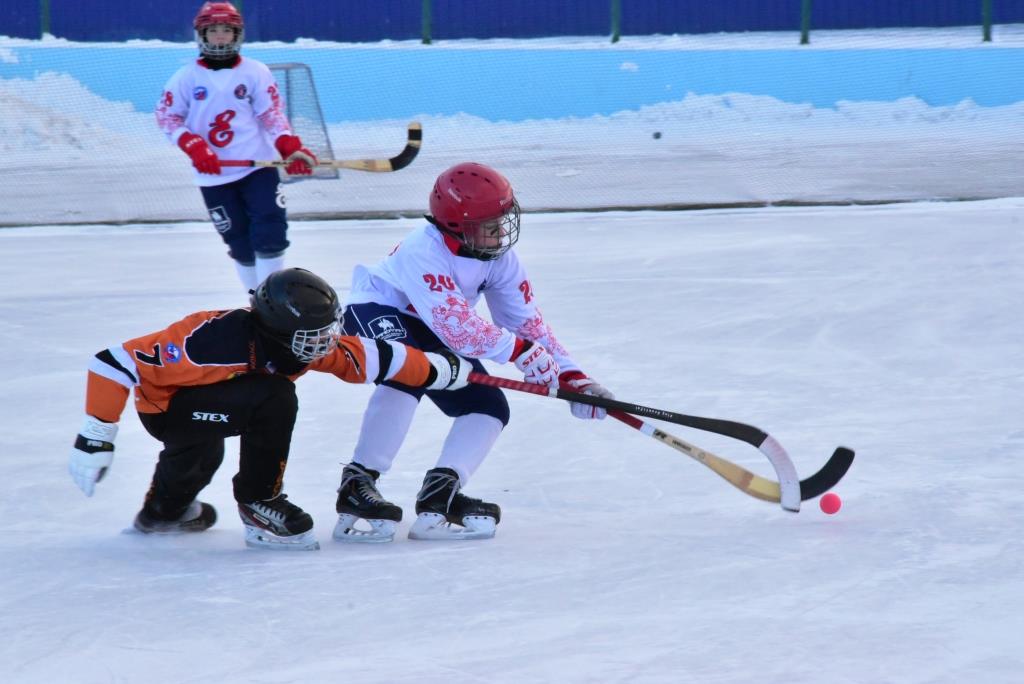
[1, 198, 1022, 683]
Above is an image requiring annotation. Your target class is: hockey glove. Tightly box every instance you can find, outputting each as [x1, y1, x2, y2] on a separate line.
[512, 339, 560, 387]
[423, 350, 471, 391]
[275, 134, 318, 175]
[178, 132, 221, 175]
[69, 415, 118, 497]
[559, 370, 613, 420]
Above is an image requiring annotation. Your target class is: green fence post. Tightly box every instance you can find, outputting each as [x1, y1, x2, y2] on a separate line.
[982, 0, 993, 42]
[800, 0, 812, 45]
[610, 0, 621, 43]
[39, 0, 50, 37]
[422, 0, 432, 44]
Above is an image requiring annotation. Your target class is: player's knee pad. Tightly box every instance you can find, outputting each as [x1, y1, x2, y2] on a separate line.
[249, 223, 289, 256]
[432, 384, 510, 426]
[253, 374, 298, 423]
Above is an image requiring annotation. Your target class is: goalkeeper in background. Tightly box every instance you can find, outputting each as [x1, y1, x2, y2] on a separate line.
[155, 2, 318, 292]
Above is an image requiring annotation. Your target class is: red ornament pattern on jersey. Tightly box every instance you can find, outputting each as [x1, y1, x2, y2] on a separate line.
[256, 83, 291, 135]
[516, 312, 569, 357]
[430, 295, 504, 356]
[155, 94, 186, 137]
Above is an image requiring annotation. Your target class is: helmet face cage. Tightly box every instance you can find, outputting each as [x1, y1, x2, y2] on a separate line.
[290, 315, 342, 364]
[459, 199, 521, 259]
[194, 3, 244, 59]
[195, 25, 244, 58]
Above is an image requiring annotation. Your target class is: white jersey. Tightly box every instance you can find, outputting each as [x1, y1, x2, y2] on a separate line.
[155, 57, 293, 187]
[347, 225, 580, 373]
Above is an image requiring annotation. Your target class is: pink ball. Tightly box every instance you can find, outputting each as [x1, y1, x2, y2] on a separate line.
[819, 492, 842, 514]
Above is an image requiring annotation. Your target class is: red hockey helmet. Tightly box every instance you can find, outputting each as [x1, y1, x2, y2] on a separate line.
[428, 162, 521, 260]
[193, 2, 244, 59]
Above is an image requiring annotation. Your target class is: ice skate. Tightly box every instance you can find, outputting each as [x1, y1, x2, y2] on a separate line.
[333, 463, 403, 543]
[408, 467, 501, 541]
[133, 500, 217, 534]
[238, 493, 319, 550]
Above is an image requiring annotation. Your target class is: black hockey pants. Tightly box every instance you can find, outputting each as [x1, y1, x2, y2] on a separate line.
[137, 373, 298, 520]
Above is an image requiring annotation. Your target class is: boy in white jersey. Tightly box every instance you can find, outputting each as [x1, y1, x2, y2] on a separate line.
[155, 2, 318, 292]
[332, 162, 614, 542]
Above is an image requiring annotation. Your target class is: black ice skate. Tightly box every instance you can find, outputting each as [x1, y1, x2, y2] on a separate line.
[237, 493, 319, 551]
[133, 500, 217, 534]
[408, 467, 501, 541]
[333, 463, 403, 543]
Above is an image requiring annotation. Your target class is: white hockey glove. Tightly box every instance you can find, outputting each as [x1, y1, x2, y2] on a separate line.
[559, 371, 614, 420]
[423, 350, 471, 391]
[512, 339, 560, 387]
[69, 415, 118, 497]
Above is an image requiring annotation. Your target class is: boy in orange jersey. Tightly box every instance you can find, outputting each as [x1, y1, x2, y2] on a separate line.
[69, 268, 468, 551]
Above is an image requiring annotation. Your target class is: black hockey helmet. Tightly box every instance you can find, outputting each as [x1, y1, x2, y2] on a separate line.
[250, 268, 342, 363]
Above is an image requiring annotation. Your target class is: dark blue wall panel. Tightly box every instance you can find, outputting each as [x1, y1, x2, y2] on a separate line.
[250, 1, 421, 43]
[433, 0, 609, 39]
[623, 1, 799, 35]
[812, 0, 988, 30]
[51, 0, 195, 42]
[7, 1, 1024, 43]
[0, 0, 42, 39]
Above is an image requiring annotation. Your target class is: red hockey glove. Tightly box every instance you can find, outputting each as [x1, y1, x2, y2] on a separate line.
[178, 132, 221, 175]
[559, 370, 613, 420]
[512, 338, 560, 387]
[275, 134, 318, 175]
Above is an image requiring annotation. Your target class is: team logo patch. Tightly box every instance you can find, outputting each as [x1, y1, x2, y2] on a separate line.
[368, 315, 406, 341]
[234, 84, 247, 99]
[164, 342, 182, 363]
[208, 206, 231, 234]
[193, 86, 208, 100]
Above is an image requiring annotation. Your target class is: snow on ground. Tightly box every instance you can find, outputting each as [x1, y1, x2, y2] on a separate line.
[1, 22, 1022, 684]
[1, 198, 1023, 683]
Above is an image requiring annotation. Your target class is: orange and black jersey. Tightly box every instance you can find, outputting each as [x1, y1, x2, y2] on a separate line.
[84, 308, 433, 423]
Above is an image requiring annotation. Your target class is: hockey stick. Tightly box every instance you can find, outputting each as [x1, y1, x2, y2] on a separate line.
[468, 372, 853, 511]
[220, 121, 422, 172]
[609, 410, 855, 509]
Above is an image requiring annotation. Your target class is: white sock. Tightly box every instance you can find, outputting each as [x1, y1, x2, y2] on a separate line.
[234, 261, 258, 292]
[351, 385, 420, 474]
[436, 414, 504, 485]
[255, 254, 286, 287]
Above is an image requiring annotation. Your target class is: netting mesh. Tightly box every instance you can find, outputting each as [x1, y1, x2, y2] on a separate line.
[2, 37, 1022, 227]
[269, 63, 337, 182]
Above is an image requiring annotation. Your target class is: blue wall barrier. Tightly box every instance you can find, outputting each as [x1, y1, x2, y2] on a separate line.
[2, 1, 1021, 42]
[810, 0, 992, 30]
[3, 46, 1021, 123]
[0, 0, 41, 39]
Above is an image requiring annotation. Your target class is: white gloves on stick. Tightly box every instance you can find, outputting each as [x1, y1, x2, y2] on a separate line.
[559, 370, 614, 420]
[69, 415, 118, 496]
[513, 341, 560, 387]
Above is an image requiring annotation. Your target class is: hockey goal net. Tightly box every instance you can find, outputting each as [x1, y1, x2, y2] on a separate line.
[269, 62, 337, 182]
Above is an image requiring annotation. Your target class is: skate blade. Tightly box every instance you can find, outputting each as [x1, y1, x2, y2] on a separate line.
[243, 525, 320, 551]
[407, 512, 497, 541]
[332, 514, 397, 543]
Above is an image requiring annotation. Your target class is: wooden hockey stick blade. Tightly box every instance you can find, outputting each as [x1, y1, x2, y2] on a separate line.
[612, 411, 855, 508]
[220, 122, 422, 172]
[610, 409, 799, 510]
